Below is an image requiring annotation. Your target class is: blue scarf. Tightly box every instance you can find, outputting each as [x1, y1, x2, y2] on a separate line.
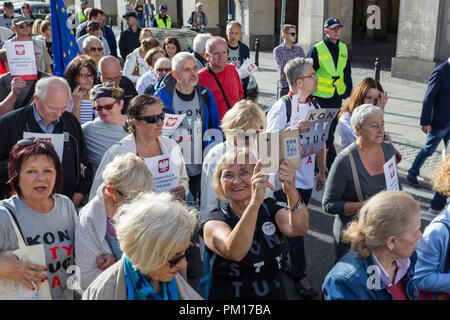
[123, 256, 179, 300]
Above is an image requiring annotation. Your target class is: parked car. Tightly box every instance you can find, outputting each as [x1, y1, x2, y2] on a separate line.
[0, 1, 50, 21]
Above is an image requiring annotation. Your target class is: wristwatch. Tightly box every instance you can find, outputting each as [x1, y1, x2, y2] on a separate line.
[285, 198, 303, 212]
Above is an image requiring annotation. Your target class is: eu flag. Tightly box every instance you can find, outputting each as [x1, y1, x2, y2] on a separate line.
[51, 0, 78, 76]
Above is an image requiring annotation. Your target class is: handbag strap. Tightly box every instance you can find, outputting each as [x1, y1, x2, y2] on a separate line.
[207, 66, 231, 110]
[343, 148, 364, 202]
[1, 206, 27, 249]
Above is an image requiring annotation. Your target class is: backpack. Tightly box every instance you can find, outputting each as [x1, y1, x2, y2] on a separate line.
[267, 94, 320, 125]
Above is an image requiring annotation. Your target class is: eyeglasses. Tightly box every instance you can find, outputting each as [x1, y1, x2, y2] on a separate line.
[286, 32, 297, 36]
[79, 73, 94, 79]
[221, 169, 252, 182]
[17, 137, 55, 149]
[93, 100, 118, 112]
[88, 47, 103, 52]
[168, 248, 191, 268]
[156, 68, 171, 72]
[298, 72, 317, 80]
[18, 23, 30, 29]
[136, 113, 165, 124]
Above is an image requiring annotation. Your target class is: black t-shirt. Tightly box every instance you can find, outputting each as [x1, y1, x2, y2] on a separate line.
[200, 198, 287, 300]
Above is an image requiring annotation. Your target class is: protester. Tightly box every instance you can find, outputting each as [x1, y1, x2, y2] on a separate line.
[118, 11, 141, 61]
[64, 55, 99, 124]
[162, 37, 181, 61]
[198, 37, 243, 120]
[200, 148, 309, 299]
[75, 153, 155, 290]
[0, 1, 14, 29]
[123, 37, 156, 84]
[98, 55, 138, 114]
[82, 36, 104, 66]
[139, 27, 154, 41]
[155, 52, 220, 204]
[187, 2, 208, 30]
[77, 21, 111, 56]
[414, 154, 450, 297]
[0, 48, 8, 75]
[20, 3, 36, 24]
[0, 77, 92, 205]
[82, 83, 127, 175]
[82, 192, 202, 300]
[31, 18, 43, 38]
[76, 8, 105, 38]
[322, 104, 400, 261]
[0, 138, 77, 299]
[192, 33, 211, 70]
[266, 57, 325, 299]
[134, 0, 145, 28]
[146, 57, 171, 95]
[39, 20, 52, 62]
[136, 48, 166, 94]
[273, 24, 305, 98]
[89, 95, 188, 201]
[307, 17, 353, 170]
[144, 0, 155, 27]
[152, 4, 172, 28]
[323, 190, 422, 300]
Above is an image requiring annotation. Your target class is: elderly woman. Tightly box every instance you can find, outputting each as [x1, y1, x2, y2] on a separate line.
[82, 192, 202, 300]
[75, 153, 155, 290]
[89, 94, 188, 201]
[136, 47, 165, 94]
[82, 83, 128, 176]
[322, 104, 401, 261]
[162, 37, 182, 60]
[200, 148, 309, 299]
[123, 37, 159, 84]
[138, 56, 171, 95]
[0, 138, 77, 300]
[414, 154, 450, 298]
[323, 190, 422, 300]
[64, 55, 99, 124]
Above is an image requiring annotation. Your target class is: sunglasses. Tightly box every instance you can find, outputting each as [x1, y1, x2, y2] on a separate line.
[79, 73, 94, 79]
[88, 47, 103, 52]
[17, 137, 54, 149]
[18, 23, 30, 29]
[136, 112, 165, 124]
[156, 68, 171, 72]
[286, 32, 297, 36]
[168, 247, 191, 268]
[93, 100, 118, 112]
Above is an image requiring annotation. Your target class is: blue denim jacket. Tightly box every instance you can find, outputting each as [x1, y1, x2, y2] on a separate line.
[322, 251, 420, 300]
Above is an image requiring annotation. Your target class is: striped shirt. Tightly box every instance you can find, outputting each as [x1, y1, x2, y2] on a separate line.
[273, 43, 305, 88]
[80, 100, 97, 124]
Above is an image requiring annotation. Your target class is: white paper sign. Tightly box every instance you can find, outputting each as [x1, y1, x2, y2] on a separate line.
[238, 58, 259, 79]
[162, 113, 186, 137]
[23, 132, 65, 162]
[144, 154, 179, 192]
[5, 41, 37, 80]
[383, 155, 399, 190]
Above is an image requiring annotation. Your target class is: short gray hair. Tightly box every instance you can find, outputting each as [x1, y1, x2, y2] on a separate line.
[35, 76, 71, 101]
[350, 104, 383, 129]
[205, 36, 227, 55]
[171, 51, 195, 73]
[226, 20, 241, 33]
[83, 35, 102, 49]
[193, 33, 211, 54]
[154, 57, 171, 70]
[284, 57, 313, 90]
[113, 192, 198, 275]
[102, 153, 154, 201]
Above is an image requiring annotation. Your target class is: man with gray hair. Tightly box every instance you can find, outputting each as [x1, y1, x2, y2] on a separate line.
[82, 35, 104, 65]
[266, 57, 326, 299]
[192, 33, 211, 70]
[0, 76, 93, 203]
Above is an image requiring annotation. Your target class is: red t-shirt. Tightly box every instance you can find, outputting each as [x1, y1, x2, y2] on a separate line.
[198, 64, 243, 120]
[387, 281, 408, 300]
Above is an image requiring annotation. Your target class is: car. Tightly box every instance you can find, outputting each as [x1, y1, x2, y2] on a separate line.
[0, 1, 50, 21]
[146, 27, 198, 52]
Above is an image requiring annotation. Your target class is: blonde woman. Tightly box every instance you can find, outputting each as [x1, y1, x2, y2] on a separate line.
[136, 56, 171, 95]
[123, 37, 159, 84]
[75, 153, 155, 290]
[323, 190, 422, 300]
[82, 192, 202, 300]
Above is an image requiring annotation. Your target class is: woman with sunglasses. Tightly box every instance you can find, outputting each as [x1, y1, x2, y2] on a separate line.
[139, 57, 171, 95]
[89, 95, 188, 201]
[21, 3, 36, 24]
[82, 83, 127, 176]
[83, 191, 202, 300]
[64, 55, 100, 124]
[75, 153, 155, 290]
[136, 47, 166, 94]
[0, 138, 77, 300]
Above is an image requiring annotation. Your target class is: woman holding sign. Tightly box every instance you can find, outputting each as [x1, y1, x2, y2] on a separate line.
[89, 95, 188, 201]
[322, 104, 401, 262]
[200, 148, 309, 299]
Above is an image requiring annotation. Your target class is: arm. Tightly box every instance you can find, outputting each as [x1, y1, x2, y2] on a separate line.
[306, 46, 320, 71]
[420, 66, 442, 128]
[314, 143, 327, 191]
[323, 274, 364, 300]
[342, 52, 352, 99]
[0, 77, 26, 116]
[122, 54, 140, 83]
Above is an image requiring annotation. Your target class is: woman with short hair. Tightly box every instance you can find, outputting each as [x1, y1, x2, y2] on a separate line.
[82, 192, 202, 300]
[323, 190, 422, 300]
[137, 56, 171, 95]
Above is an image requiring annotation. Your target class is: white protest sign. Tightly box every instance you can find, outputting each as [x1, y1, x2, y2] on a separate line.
[5, 41, 37, 80]
[144, 154, 179, 193]
[162, 113, 186, 137]
[383, 155, 399, 190]
[23, 132, 65, 162]
[301, 109, 339, 158]
[238, 58, 259, 79]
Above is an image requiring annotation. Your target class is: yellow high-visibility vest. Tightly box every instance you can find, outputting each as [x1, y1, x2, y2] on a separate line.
[78, 10, 86, 24]
[312, 40, 348, 98]
[155, 14, 172, 28]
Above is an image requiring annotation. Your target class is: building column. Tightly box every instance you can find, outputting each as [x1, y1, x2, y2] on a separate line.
[391, 0, 446, 83]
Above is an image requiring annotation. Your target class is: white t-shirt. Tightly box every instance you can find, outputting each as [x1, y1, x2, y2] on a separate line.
[266, 93, 319, 190]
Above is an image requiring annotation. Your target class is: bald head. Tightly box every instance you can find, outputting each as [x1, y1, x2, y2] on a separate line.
[98, 55, 122, 85]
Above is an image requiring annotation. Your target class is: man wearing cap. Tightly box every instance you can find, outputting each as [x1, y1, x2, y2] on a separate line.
[78, 0, 89, 24]
[77, 21, 110, 56]
[307, 17, 352, 170]
[0, 1, 14, 29]
[152, 4, 172, 28]
[118, 11, 141, 61]
[188, 2, 208, 30]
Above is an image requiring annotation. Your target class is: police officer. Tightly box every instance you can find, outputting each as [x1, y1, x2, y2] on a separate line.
[307, 17, 352, 170]
[151, 4, 172, 28]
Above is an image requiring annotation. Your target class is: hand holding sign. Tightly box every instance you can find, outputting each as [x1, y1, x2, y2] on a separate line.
[251, 160, 274, 204]
[11, 77, 26, 96]
[238, 58, 259, 79]
[162, 113, 186, 137]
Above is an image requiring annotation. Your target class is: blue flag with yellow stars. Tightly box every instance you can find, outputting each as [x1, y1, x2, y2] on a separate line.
[51, 0, 77, 76]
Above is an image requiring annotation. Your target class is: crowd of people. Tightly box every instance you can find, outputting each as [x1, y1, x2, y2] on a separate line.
[0, 1, 448, 302]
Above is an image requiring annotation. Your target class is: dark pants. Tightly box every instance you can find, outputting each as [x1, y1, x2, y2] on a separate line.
[325, 115, 339, 171]
[187, 174, 201, 207]
[431, 191, 448, 211]
[274, 187, 312, 280]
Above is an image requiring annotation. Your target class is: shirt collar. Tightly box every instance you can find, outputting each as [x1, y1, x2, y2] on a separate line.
[371, 253, 410, 286]
[289, 90, 311, 104]
[32, 103, 60, 129]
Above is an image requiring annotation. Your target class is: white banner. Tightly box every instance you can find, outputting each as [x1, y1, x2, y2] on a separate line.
[23, 132, 64, 162]
[144, 154, 179, 193]
[383, 155, 399, 190]
[5, 41, 37, 80]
